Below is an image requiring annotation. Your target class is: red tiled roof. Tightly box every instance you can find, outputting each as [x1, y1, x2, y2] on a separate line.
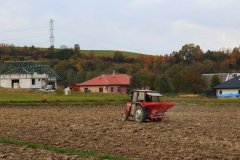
[78, 74, 130, 86]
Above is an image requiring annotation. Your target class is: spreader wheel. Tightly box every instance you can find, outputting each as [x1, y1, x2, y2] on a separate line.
[121, 112, 129, 121]
[134, 106, 146, 123]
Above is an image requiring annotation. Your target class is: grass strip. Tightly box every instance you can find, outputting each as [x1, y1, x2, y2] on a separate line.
[0, 137, 130, 160]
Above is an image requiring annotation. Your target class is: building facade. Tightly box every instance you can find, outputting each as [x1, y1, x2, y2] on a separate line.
[77, 74, 130, 94]
[202, 73, 240, 88]
[0, 61, 60, 89]
[213, 75, 240, 98]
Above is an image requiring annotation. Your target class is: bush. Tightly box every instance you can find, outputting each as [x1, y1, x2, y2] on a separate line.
[210, 75, 220, 88]
[55, 87, 64, 95]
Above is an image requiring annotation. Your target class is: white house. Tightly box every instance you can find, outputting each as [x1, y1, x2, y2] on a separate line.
[213, 75, 240, 98]
[0, 61, 60, 89]
[202, 73, 240, 88]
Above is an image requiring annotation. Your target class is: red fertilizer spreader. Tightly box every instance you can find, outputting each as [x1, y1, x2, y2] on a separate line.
[121, 90, 175, 122]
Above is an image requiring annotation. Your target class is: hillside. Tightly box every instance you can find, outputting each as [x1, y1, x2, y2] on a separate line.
[1, 43, 240, 94]
[80, 50, 143, 57]
[13, 45, 143, 55]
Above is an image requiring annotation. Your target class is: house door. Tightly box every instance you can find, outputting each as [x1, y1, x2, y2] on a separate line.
[12, 79, 19, 88]
[48, 81, 56, 89]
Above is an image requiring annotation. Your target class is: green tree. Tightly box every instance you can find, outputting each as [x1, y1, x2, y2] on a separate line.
[130, 73, 143, 89]
[154, 76, 171, 93]
[210, 75, 220, 88]
[55, 49, 74, 60]
[76, 71, 87, 83]
[166, 64, 185, 92]
[130, 70, 153, 90]
[113, 51, 125, 63]
[74, 44, 80, 51]
[73, 43, 82, 58]
[66, 68, 76, 85]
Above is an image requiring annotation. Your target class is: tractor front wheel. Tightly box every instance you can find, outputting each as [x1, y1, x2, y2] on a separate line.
[134, 106, 146, 123]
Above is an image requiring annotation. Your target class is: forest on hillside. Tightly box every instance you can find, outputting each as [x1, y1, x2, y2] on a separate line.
[0, 43, 240, 93]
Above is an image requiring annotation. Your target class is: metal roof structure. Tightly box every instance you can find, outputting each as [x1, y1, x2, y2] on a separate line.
[0, 61, 61, 79]
[213, 75, 240, 89]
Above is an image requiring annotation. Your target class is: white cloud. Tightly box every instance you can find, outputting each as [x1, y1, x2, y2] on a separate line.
[171, 20, 240, 51]
[195, 0, 239, 7]
[129, 0, 168, 8]
[0, 0, 240, 54]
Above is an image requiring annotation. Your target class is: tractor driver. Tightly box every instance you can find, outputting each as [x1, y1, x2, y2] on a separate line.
[145, 94, 152, 102]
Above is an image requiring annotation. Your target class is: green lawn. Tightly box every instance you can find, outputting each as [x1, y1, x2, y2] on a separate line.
[162, 96, 240, 107]
[0, 89, 240, 106]
[0, 89, 129, 105]
[34, 47, 144, 57]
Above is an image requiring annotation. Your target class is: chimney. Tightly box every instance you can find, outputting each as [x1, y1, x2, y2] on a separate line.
[112, 70, 115, 77]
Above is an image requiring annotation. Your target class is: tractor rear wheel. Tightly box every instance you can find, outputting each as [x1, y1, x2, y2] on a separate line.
[121, 112, 129, 121]
[134, 106, 146, 123]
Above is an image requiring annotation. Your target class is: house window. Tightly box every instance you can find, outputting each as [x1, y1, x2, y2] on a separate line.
[99, 87, 103, 92]
[84, 88, 88, 93]
[118, 87, 121, 93]
[111, 87, 114, 92]
[32, 79, 36, 85]
[219, 90, 222, 95]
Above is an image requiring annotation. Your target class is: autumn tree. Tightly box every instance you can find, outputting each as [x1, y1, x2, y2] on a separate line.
[179, 44, 203, 64]
[229, 48, 240, 70]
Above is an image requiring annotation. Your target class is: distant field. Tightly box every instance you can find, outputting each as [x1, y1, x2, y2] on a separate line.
[0, 89, 129, 105]
[0, 89, 240, 106]
[162, 96, 240, 107]
[35, 47, 144, 57]
[80, 50, 143, 57]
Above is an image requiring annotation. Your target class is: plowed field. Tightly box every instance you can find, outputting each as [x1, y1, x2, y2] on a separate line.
[0, 105, 240, 159]
[0, 144, 89, 160]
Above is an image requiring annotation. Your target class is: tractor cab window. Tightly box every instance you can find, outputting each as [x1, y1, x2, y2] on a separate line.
[132, 92, 138, 102]
[145, 95, 151, 102]
[147, 92, 162, 102]
[146, 95, 160, 102]
[137, 92, 145, 101]
[151, 96, 160, 102]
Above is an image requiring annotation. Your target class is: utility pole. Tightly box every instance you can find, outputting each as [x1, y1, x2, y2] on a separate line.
[49, 19, 54, 48]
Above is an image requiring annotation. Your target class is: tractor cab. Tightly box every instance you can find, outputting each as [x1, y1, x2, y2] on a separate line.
[131, 90, 162, 103]
[121, 90, 175, 122]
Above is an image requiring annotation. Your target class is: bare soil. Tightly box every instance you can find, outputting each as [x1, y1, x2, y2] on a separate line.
[0, 105, 240, 160]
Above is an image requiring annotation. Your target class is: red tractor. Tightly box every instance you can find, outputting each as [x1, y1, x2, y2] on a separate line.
[121, 90, 175, 122]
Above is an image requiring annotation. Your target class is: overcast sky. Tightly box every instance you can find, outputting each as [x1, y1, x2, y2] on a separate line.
[0, 0, 240, 54]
